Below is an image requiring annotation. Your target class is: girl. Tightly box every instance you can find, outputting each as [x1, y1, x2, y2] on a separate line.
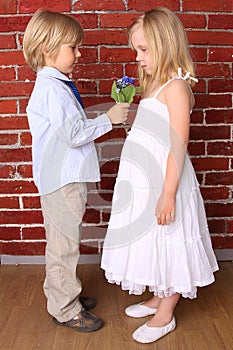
[101, 7, 218, 344]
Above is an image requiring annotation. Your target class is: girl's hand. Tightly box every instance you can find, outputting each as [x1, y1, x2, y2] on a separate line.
[155, 192, 176, 225]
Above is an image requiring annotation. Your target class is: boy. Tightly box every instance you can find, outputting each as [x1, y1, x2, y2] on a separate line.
[23, 9, 129, 332]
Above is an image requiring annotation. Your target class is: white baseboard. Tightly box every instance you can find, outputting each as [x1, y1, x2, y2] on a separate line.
[0, 254, 101, 265]
[0, 250, 232, 265]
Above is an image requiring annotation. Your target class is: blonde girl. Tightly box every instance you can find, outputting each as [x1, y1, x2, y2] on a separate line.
[101, 7, 218, 344]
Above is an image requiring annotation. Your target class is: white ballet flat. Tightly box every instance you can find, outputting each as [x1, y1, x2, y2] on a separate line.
[125, 302, 157, 318]
[132, 316, 176, 343]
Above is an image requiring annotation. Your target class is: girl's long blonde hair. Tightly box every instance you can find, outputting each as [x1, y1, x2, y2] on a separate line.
[129, 7, 196, 91]
[23, 9, 84, 72]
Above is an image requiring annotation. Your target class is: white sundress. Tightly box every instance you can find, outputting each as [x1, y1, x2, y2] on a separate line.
[101, 74, 219, 299]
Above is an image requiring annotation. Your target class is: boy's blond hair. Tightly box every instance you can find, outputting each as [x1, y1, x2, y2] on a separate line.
[129, 7, 196, 91]
[23, 9, 84, 72]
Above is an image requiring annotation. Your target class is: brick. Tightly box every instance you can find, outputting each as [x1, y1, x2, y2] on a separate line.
[0, 196, 19, 209]
[19, 99, 29, 114]
[0, 15, 31, 32]
[125, 63, 140, 77]
[96, 127, 127, 143]
[201, 187, 229, 200]
[205, 172, 233, 186]
[100, 160, 120, 175]
[1, 241, 46, 255]
[100, 47, 135, 63]
[190, 47, 207, 63]
[208, 219, 225, 234]
[205, 203, 233, 218]
[195, 94, 232, 109]
[192, 158, 229, 171]
[100, 13, 139, 28]
[190, 126, 230, 141]
[196, 63, 231, 78]
[0, 67, 15, 81]
[0, 133, 18, 145]
[207, 142, 233, 156]
[72, 14, 98, 29]
[82, 96, 113, 108]
[209, 48, 233, 63]
[178, 13, 206, 29]
[99, 176, 116, 190]
[212, 236, 233, 250]
[83, 208, 100, 224]
[208, 79, 233, 93]
[0, 117, 29, 130]
[192, 79, 206, 93]
[81, 225, 107, 240]
[0, 180, 37, 194]
[84, 30, 128, 46]
[0, 227, 20, 240]
[73, 0, 125, 11]
[0, 210, 43, 224]
[0, 100, 17, 114]
[1, 82, 33, 97]
[0, 148, 32, 163]
[0, 0, 16, 14]
[78, 48, 98, 64]
[80, 243, 98, 255]
[208, 15, 233, 29]
[20, 132, 32, 146]
[183, 0, 233, 12]
[18, 66, 36, 81]
[190, 110, 204, 124]
[205, 110, 233, 124]
[17, 164, 33, 178]
[87, 193, 113, 207]
[188, 142, 205, 156]
[22, 227, 45, 240]
[76, 80, 97, 94]
[101, 143, 124, 159]
[22, 196, 41, 209]
[0, 34, 16, 49]
[18, 0, 70, 13]
[74, 64, 123, 80]
[227, 221, 233, 234]
[128, 0, 179, 11]
[102, 211, 111, 223]
[99, 80, 113, 94]
[187, 30, 233, 46]
[0, 165, 16, 178]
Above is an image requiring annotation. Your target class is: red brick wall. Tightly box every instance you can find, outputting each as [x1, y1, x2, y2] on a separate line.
[0, 0, 233, 256]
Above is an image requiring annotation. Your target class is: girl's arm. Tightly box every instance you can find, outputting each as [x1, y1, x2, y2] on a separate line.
[155, 79, 193, 225]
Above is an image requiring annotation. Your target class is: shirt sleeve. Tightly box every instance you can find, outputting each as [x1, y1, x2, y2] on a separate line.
[46, 84, 112, 147]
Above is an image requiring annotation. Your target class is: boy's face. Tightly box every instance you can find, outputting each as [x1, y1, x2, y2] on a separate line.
[43, 42, 81, 74]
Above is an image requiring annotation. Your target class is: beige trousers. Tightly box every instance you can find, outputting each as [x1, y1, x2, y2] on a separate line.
[41, 182, 87, 322]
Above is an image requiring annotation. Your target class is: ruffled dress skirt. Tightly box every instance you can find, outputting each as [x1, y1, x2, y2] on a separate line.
[101, 100, 219, 299]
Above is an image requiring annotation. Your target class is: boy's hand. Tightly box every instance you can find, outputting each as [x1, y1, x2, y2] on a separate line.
[106, 103, 130, 124]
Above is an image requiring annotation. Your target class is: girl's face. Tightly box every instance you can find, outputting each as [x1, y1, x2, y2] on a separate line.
[44, 42, 81, 74]
[131, 27, 153, 75]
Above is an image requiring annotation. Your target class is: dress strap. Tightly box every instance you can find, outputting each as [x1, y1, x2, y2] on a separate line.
[153, 67, 198, 99]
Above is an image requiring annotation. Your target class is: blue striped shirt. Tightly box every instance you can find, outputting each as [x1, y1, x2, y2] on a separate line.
[26, 67, 112, 195]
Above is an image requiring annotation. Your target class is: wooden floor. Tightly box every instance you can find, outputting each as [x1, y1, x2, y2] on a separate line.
[0, 262, 232, 350]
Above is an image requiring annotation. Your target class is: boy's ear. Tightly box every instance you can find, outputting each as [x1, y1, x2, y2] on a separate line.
[41, 43, 49, 57]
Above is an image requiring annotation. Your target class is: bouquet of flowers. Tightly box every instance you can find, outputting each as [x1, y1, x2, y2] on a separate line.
[111, 76, 141, 103]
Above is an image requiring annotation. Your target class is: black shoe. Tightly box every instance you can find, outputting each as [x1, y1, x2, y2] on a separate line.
[53, 309, 103, 333]
[79, 296, 97, 311]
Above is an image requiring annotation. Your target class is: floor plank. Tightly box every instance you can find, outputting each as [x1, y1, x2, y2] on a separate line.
[0, 262, 232, 350]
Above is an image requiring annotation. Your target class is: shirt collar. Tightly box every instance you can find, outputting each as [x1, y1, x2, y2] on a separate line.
[37, 66, 71, 82]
